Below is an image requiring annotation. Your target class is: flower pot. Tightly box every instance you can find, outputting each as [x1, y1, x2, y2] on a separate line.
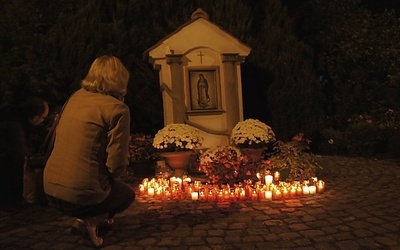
[160, 151, 193, 177]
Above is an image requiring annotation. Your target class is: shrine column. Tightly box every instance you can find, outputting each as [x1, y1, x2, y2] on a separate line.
[222, 53, 244, 132]
[166, 54, 186, 123]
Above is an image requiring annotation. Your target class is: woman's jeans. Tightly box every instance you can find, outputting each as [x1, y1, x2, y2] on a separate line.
[47, 180, 135, 219]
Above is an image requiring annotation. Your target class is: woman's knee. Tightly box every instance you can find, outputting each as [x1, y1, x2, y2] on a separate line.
[113, 181, 135, 202]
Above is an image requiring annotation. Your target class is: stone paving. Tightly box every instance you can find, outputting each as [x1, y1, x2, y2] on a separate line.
[1, 155, 400, 250]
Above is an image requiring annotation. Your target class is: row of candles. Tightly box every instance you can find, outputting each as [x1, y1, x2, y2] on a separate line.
[138, 172, 326, 202]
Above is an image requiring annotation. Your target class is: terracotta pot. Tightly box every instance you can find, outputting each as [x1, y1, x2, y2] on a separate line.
[160, 151, 193, 177]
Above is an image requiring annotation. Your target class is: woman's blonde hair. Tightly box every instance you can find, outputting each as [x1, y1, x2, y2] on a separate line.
[82, 55, 130, 99]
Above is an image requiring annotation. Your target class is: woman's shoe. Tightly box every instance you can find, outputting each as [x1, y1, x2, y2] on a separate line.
[71, 219, 86, 236]
[71, 218, 103, 248]
[82, 226, 103, 248]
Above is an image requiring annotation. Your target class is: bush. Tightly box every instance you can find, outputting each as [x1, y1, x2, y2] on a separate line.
[260, 133, 322, 182]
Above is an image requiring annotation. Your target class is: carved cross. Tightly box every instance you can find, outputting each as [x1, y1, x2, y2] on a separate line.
[198, 51, 204, 64]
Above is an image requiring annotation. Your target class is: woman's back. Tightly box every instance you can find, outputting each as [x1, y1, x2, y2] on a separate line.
[44, 88, 130, 206]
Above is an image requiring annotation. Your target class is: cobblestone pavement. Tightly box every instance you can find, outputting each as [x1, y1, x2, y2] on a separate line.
[1, 156, 399, 250]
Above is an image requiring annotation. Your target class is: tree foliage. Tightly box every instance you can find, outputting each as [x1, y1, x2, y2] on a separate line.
[293, 0, 400, 128]
[1, 0, 399, 156]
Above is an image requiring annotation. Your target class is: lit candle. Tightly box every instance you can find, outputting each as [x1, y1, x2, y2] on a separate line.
[273, 171, 280, 182]
[224, 189, 230, 200]
[257, 187, 264, 199]
[155, 188, 162, 198]
[302, 186, 310, 195]
[170, 177, 182, 189]
[251, 189, 258, 201]
[183, 177, 192, 183]
[264, 175, 273, 190]
[139, 184, 145, 195]
[317, 180, 325, 193]
[199, 190, 206, 201]
[194, 181, 201, 191]
[282, 187, 289, 198]
[239, 189, 246, 200]
[218, 189, 224, 200]
[290, 186, 296, 197]
[191, 192, 199, 200]
[230, 190, 237, 202]
[265, 190, 272, 200]
[147, 187, 155, 197]
[187, 184, 193, 194]
[273, 188, 282, 199]
[208, 190, 215, 201]
[296, 186, 303, 196]
[309, 185, 316, 194]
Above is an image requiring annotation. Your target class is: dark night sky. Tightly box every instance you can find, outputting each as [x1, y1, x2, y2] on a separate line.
[362, 0, 400, 14]
[284, 0, 400, 16]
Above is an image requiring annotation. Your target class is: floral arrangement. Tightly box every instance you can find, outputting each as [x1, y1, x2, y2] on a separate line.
[152, 123, 203, 152]
[260, 133, 322, 181]
[198, 146, 256, 185]
[230, 119, 276, 149]
[129, 133, 158, 162]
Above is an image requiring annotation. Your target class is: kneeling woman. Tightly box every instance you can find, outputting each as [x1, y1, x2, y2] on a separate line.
[44, 55, 135, 248]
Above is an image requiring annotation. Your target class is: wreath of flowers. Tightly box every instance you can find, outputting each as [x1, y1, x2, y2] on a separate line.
[198, 146, 256, 185]
[152, 123, 203, 152]
[230, 119, 276, 149]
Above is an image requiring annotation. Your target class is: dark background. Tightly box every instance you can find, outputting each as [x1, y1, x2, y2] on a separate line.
[1, 0, 399, 157]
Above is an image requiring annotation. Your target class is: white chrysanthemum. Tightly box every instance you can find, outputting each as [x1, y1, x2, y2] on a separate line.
[230, 119, 276, 148]
[153, 123, 204, 152]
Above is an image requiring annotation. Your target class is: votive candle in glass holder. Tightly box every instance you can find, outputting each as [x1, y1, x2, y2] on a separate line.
[309, 185, 317, 194]
[290, 186, 297, 197]
[191, 191, 199, 201]
[265, 174, 273, 190]
[208, 190, 215, 201]
[229, 190, 237, 202]
[296, 186, 303, 196]
[139, 184, 145, 195]
[273, 188, 282, 199]
[223, 189, 230, 200]
[273, 171, 280, 182]
[218, 189, 224, 201]
[147, 187, 155, 197]
[251, 189, 258, 201]
[302, 185, 310, 195]
[282, 187, 289, 198]
[317, 180, 325, 193]
[265, 190, 272, 200]
[194, 180, 201, 191]
[239, 188, 246, 200]
[199, 190, 206, 201]
[155, 188, 162, 198]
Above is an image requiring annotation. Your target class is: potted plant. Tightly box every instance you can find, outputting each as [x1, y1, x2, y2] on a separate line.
[152, 123, 203, 177]
[260, 133, 322, 181]
[198, 146, 256, 186]
[230, 118, 276, 161]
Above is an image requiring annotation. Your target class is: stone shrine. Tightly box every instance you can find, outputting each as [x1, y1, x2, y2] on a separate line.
[144, 8, 251, 148]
